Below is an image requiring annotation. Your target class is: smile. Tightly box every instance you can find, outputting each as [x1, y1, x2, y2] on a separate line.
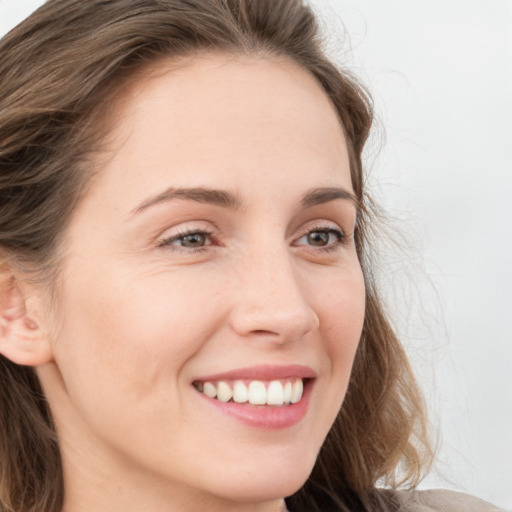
[192, 365, 316, 429]
[193, 378, 304, 406]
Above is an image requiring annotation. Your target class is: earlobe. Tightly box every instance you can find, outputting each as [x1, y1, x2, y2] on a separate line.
[0, 270, 53, 367]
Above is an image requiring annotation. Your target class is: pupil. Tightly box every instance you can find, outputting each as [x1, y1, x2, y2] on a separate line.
[183, 233, 205, 247]
[308, 231, 329, 246]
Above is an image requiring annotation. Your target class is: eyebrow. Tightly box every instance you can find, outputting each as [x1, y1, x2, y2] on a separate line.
[131, 187, 242, 215]
[301, 187, 358, 209]
[130, 185, 357, 216]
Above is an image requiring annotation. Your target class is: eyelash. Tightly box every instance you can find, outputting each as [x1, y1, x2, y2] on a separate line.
[294, 225, 346, 252]
[159, 228, 214, 253]
[158, 225, 347, 254]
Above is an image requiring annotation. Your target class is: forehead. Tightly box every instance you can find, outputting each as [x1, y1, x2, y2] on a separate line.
[86, 53, 351, 209]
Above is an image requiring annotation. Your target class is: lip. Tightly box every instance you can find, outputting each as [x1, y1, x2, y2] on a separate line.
[192, 365, 316, 430]
[193, 364, 317, 383]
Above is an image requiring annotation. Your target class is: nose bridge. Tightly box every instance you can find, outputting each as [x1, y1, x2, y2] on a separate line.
[230, 240, 319, 342]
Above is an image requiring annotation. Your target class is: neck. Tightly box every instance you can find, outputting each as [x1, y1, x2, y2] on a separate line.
[59, 439, 287, 512]
[60, 455, 288, 512]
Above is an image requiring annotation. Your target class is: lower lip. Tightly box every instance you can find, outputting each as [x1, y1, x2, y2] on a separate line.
[196, 380, 313, 430]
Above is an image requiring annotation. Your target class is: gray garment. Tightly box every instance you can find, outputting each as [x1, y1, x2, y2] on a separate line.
[394, 489, 507, 512]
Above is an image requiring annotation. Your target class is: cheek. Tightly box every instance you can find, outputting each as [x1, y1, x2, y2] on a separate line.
[51, 266, 224, 407]
[321, 266, 365, 338]
[319, 271, 365, 393]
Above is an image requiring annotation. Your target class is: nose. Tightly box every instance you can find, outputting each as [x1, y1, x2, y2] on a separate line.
[228, 248, 320, 344]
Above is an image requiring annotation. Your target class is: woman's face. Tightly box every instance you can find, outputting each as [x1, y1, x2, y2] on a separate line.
[39, 54, 365, 509]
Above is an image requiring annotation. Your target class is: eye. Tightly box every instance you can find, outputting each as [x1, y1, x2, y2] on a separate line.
[294, 226, 344, 250]
[159, 229, 213, 251]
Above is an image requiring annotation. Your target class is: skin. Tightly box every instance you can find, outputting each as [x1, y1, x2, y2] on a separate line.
[18, 54, 366, 511]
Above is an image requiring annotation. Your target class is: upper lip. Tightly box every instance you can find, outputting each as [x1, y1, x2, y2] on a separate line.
[193, 364, 317, 383]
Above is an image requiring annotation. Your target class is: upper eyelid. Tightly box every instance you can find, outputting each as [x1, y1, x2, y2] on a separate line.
[156, 221, 216, 239]
[159, 227, 214, 244]
[301, 222, 343, 231]
[294, 221, 345, 237]
[303, 225, 344, 235]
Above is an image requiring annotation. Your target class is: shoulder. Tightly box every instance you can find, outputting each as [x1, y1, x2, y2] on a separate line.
[392, 489, 506, 512]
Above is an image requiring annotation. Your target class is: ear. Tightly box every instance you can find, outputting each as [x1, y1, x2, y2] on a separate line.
[0, 267, 53, 366]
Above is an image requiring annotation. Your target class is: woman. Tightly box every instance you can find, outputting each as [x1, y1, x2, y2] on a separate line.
[0, 1, 503, 511]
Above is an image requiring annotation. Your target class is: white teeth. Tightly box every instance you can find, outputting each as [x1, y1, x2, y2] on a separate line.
[267, 380, 285, 405]
[283, 382, 292, 403]
[248, 381, 267, 405]
[196, 378, 305, 406]
[203, 382, 217, 399]
[290, 379, 303, 404]
[233, 381, 248, 403]
[217, 381, 232, 403]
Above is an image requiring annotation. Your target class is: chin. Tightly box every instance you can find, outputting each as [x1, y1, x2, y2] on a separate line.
[201, 449, 316, 504]
[215, 473, 309, 505]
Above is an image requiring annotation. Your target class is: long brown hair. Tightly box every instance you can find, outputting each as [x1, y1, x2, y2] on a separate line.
[0, 1, 432, 511]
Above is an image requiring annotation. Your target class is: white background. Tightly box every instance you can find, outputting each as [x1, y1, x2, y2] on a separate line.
[1, 0, 510, 509]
